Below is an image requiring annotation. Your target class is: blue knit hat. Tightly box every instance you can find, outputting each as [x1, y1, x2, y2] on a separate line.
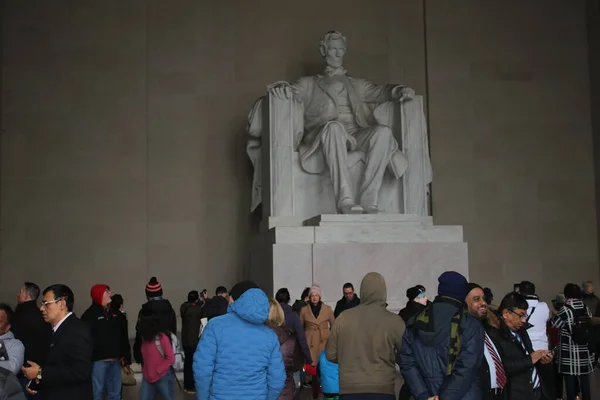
[438, 271, 469, 300]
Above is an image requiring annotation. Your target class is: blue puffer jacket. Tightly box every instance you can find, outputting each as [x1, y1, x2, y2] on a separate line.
[398, 297, 484, 400]
[318, 351, 339, 395]
[193, 288, 286, 400]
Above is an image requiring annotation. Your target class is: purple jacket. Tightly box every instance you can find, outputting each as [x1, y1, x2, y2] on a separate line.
[280, 302, 312, 365]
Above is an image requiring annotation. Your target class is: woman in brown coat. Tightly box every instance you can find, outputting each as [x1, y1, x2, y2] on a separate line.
[299, 285, 335, 399]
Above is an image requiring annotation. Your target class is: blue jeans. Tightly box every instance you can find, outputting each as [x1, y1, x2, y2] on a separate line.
[139, 372, 174, 400]
[92, 359, 122, 400]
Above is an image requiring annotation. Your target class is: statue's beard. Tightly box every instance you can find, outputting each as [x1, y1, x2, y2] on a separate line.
[325, 56, 343, 68]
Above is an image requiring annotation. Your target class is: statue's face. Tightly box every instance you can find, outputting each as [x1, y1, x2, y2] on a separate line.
[324, 38, 346, 68]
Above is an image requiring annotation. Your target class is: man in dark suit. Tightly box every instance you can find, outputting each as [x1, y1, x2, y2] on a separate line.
[484, 292, 554, 400]
[12, 282, 52, 399]
[465, 283, 507, 400]
[21, 284, 93, 400]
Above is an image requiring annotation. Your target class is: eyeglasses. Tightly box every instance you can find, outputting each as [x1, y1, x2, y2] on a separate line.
[508, 309, 527, 320]
[40, 298, 65, 308]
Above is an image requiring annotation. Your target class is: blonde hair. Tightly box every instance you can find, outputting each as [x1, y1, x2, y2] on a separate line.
[267, 298, 285, 327]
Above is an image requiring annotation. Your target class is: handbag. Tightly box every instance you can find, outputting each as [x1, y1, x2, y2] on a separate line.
[121, 364, 136, 386]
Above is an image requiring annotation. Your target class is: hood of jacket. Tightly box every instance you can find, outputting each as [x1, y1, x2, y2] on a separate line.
[525, 298, 539, 308]
[414, 298, 462, 347]
[0, 331, 15, 341]
[399, 301, 427, 323]
[485, 309, 501, 329]
[228, 288, 269, 325]
[359, 272, 387, 306]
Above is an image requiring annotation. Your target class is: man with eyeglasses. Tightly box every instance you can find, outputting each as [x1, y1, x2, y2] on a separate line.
[334, 282, 361, 318]
[484, 292, 553, 400]
[21, 284, 93, 400]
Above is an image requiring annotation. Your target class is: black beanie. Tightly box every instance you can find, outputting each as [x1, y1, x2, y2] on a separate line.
[406, 285, 425, 301]
[467, 283, 483, 296]
[230, 280, 259, 300]
[145, 277, 163, 298]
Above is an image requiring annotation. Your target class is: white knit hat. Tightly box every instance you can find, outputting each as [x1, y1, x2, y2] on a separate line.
[309, 285, 322, 297]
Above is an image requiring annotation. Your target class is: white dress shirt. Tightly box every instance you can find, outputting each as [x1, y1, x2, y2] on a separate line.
[52, 312, 73, 333]
[483, 332, 503, 388]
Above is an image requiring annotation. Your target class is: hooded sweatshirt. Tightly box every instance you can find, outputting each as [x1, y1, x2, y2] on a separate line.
[524, 296, 550, 351]
[0, 332, 24, 375]
[325, 272, 403, 395]
[192, 288, 286, 400]
[81, 285, 128, 362]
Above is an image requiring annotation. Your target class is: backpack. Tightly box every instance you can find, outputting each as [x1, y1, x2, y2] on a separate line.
[565, 304, 592, 346]
[155, 332, 185, 371]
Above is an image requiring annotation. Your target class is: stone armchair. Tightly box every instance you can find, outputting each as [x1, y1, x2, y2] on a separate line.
[247, 89, 432, 223]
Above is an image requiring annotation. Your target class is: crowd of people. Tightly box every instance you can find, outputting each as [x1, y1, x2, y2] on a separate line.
[0, 273, 598, 400]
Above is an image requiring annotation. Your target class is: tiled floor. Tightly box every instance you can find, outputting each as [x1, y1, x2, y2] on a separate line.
[122, 369, 600, 399]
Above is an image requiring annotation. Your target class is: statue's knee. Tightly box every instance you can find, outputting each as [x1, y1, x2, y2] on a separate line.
[375, 125, 393, 139]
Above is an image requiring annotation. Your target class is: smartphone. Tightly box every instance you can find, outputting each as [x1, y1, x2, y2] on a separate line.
[27, 379, 41, 391]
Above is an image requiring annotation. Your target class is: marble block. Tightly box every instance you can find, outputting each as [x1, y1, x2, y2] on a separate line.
[248, 214, 469, 311]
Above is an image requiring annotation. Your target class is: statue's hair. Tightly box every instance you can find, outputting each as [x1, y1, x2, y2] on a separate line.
[319, 30, 347, 57]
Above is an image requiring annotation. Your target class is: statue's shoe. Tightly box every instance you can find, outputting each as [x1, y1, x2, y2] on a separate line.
[339, 204, 364, 214]
[363, 205, 381, 214]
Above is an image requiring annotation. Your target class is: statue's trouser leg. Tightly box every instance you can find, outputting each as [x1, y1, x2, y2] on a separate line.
[354, 126, 394, 207]
[320, 122, 354, 208]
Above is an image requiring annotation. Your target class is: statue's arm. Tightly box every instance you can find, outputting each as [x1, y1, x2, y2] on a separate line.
[267, 78, 308, 103]
[360, 79, 411, 104]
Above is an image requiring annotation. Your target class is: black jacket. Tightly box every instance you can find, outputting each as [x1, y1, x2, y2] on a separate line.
[39, 314, 93, 400]
[11, 301, 52, 365]
[133, 298, 177, 364]
[398, 301, 428, 324]
[81, 303, 129, 363]
[180, 301, 203, 348]
[291, 300, 307, 314]
[202, 296, 229, 321]
[333, 295, 360, 318]
[484, 312, 549, 400]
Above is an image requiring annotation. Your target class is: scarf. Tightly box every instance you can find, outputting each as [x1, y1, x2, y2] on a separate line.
[310, 301, 322, 319]
[412, 296, 465, 375]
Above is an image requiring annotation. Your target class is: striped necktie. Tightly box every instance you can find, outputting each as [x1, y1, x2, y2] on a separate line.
[484, 334, 507, 388]
[514, 332, 540, 388]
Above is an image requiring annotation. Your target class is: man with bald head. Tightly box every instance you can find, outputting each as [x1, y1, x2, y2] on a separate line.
[465, 283, 506, 400]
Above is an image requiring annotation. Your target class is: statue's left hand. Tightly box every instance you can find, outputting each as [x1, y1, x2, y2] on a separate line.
[399, 87, 415, 102]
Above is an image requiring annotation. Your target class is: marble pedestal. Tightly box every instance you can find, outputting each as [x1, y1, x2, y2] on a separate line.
[249, 214, 468, 312]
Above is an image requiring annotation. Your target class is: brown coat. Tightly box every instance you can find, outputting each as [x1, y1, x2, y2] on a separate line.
[300, 303, 335, 365]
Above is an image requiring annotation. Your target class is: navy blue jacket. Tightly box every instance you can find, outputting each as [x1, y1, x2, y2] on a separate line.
[280, 302, 313, 365]
[399, 298, 484, 400]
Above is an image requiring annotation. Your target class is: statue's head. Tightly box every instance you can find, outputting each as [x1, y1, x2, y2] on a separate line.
[319, 30, 347, 68]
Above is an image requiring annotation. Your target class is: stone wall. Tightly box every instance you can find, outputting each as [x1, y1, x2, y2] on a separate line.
[0, 1, 596, 324]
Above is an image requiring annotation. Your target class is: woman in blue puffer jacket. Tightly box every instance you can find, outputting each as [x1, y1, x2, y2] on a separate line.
[193, 281, 286, 400]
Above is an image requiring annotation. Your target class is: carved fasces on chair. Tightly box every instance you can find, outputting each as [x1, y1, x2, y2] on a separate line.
[246, 83, 303, 217]
[400, 96, 432, 216]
